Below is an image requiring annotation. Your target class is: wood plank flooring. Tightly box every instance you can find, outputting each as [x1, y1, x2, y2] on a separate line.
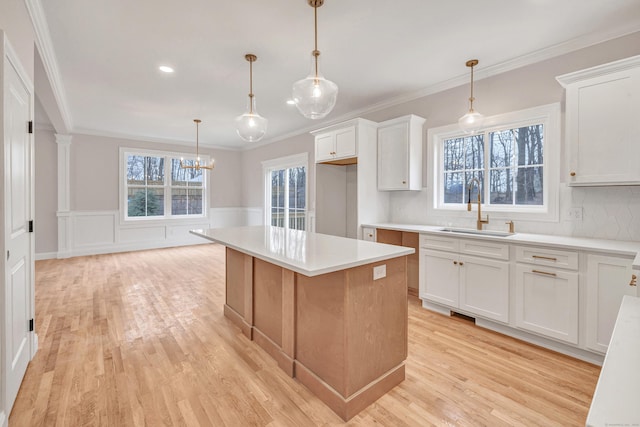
[10, 244, 600, 426]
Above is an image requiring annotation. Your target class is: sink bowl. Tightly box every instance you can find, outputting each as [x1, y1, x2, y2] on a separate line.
[439, 227, 514, 237]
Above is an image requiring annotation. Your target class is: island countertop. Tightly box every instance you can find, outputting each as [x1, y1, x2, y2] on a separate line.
[190, 225, 414, 277]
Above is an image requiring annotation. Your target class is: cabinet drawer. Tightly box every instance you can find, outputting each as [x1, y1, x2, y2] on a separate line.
[459, 239, 509, 260]
[420, 234, 458, 252]
[515, 246, 578, 270]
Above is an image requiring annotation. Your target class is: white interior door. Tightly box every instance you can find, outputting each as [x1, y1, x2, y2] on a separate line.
[4, 47, 33, 413]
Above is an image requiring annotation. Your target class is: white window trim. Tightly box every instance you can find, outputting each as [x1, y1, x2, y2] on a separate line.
[262, 152, 309, 230]
[427, 103, 560, 223]
[118, 147, 210, 225]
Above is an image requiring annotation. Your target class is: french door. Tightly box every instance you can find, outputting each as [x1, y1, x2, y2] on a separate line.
[263, 154, 307, 231]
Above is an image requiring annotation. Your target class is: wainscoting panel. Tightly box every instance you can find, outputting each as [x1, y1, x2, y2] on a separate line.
[47, 208, 264, 259]
[73, 212, 115, 247]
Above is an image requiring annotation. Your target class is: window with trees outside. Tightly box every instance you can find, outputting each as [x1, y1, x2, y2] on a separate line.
[263, 153, 308, 231]
[122, 149, 208, 220]
[432, 104, 559, 220]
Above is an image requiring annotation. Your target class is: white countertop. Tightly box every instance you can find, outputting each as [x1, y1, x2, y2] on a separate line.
[190, 226, 414, 277]
[364, 223, 640, 270]
[586, 295, 640, 427]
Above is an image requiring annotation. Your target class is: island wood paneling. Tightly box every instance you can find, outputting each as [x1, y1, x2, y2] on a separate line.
[11, 244, 601, 426]
[224, 247, 253, 338]
[253, 258, 284, 347]
[295, 257, 407, 419]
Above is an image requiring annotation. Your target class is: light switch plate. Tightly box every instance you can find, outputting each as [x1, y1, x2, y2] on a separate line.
[373, 264, 386, 280]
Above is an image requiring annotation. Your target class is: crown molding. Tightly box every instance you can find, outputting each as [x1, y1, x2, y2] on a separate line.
[72, 127, 243, 151]
[25, 0, 73, 133]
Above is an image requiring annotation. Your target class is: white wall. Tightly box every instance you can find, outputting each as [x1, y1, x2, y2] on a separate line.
[34, 130, 249, 258]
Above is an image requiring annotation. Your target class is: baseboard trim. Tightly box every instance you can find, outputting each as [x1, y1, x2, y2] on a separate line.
[294, 361, 405, 421]
[35, 251, 57, 261]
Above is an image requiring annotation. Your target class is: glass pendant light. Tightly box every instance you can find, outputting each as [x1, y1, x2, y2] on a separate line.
[458, 59, 485, 134]
[180, 119, 214, 170]
[292, 0, 338, 120]
[235, 54, 268, 142]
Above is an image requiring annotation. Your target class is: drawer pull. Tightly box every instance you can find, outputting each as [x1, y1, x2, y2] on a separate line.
[532, 255, 557, 262]
[459, 261, 464, 266]
[631, 274, 637, 287]
[532, 269, 557, 277]
[453, 261, 458, 265]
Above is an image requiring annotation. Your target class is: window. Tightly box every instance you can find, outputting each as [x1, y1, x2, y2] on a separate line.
[431, 103, 560, 221]
[121, 148, 208, 221]
[263, 153, 308, 231]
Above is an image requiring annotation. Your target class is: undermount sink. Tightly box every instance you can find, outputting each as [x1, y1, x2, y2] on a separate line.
[439, 227, 514, 237]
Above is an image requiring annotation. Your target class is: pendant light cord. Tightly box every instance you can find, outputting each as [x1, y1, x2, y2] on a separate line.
[195, 119, 200, 159]
[313, 2, 319, 78]
[249, 58, 254, 113]
[469, 64, 475, 110]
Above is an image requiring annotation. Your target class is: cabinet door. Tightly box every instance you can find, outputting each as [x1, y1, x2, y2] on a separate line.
[459, 255, 509, 323]
[362, 227, 376, 241]
[585, 254, 637, 353]
[562, 59, 640, 185]
[515, 265, 579, 344]
[377, 122, 409, 190]
[420, 250, 459, 307]
[315, 133, 335, 162]
[334, 127, 357, 159]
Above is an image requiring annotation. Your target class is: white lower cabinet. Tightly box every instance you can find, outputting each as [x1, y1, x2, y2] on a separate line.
[585, 254, 637, 353]
[417, 232, 640, 362]
[459, 255, 509, 323]
[420, 235, 509, 323]
[421, 250, 459, 307]
[361, 227, 376, 242]
[515, 265, 579, 344]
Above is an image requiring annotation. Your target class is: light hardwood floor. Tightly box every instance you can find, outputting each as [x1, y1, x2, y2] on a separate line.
[10, 244, 600, 426]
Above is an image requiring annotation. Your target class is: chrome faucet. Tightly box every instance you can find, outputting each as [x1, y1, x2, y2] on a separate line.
[467, 178, 489, 230]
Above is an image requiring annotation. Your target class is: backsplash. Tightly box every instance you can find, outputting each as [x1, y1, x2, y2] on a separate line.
[388, 184, 640, 242]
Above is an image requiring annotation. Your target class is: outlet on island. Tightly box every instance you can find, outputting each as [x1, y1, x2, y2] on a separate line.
[373, 264, 387, 280]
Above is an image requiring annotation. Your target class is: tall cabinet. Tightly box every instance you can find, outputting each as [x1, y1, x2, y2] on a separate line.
[312, 119, 389, 239]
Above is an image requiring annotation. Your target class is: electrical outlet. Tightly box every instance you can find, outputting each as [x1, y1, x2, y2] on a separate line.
[568, 207, 583, 221]
[373, 264, 386, 280]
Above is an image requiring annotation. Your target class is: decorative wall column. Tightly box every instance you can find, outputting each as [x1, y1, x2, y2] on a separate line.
[55, 134, 72, 258]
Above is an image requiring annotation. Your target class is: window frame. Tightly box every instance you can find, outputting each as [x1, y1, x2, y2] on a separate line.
[428, 103, 560, 222]
[119, 147, 210, 224]
[262, 153, 309, 231]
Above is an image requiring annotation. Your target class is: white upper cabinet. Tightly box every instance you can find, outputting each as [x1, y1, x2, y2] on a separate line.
[377, 115, 425, 191]
[557, 55, 640, 186]
[312, 123, 357, 164]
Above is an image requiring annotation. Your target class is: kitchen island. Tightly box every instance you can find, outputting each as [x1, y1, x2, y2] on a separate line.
[191, 226, 413, 421]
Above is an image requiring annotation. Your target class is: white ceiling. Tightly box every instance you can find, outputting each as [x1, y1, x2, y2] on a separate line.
[37, 0, 640, 149]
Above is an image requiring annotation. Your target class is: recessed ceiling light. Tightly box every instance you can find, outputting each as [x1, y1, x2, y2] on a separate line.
[286, 99, 296, 105]
[159, 65, 174, 73]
